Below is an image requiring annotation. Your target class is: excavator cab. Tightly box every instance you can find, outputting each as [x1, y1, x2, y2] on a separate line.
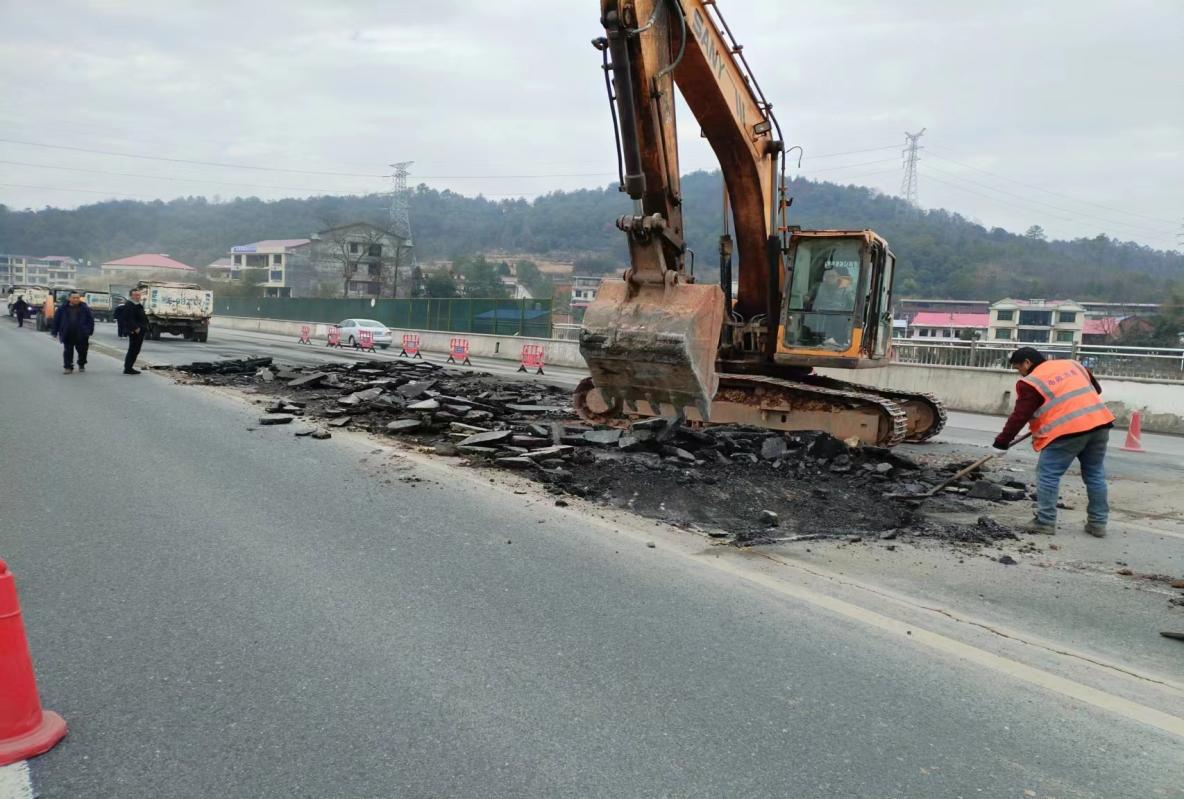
[778, 230, 895, 369]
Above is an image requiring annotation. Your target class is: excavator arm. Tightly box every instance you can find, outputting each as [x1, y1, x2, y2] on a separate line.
[581, 0, 786, 417]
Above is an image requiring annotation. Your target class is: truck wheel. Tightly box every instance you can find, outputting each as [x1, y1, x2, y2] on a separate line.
[195, 332, 208, 343]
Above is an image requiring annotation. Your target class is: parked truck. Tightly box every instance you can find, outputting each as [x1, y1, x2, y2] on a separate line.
[84, 290, 114, 323]
[6, 285, 50, 318]
[137, 281, 214, 341]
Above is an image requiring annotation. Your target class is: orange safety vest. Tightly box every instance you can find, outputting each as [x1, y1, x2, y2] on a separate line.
[1022, 359, 1115, 451]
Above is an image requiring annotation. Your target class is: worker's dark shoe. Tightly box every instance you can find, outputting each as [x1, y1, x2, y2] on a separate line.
[1084, 521, 1107, 538]
[1020, 519, 1056, 535]
[123, 368, 141, 375]
[78, 364, 85, 372]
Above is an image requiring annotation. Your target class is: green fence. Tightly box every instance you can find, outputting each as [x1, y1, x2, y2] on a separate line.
[217, 297, 553, 338]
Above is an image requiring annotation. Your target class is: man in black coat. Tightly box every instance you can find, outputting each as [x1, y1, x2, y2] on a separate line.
[122, 289, 150, 375]
[13, 296, 29, 327]
[51, 292, 95, 374]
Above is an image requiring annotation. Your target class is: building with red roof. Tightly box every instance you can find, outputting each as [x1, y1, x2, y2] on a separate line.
[907, 311, 990, 341]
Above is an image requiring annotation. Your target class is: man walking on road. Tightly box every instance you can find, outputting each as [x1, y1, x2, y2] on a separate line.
[121, 289, 149, 375]
[12, 295, 29, 327]
[994, 346, 1115, 537]
[51, 291, 95, 374]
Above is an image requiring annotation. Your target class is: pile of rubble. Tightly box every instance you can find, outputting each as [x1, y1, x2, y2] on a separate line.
[172, 357, 1035, 546]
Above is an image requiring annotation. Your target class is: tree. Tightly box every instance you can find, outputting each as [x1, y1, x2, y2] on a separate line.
[1024, 225, 1047, 241]
[514, 259, 553, 299]
[423, 270, 459, 298]
[454, 255, 509, 298]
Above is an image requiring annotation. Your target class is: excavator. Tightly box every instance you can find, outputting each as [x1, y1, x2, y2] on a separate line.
[576, 0, 945, 446]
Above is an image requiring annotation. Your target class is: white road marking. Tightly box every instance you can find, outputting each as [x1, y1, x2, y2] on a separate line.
[0, 762, 35, 799]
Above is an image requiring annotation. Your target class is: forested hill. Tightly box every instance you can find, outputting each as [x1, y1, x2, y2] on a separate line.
[2, 170, 1181, 301]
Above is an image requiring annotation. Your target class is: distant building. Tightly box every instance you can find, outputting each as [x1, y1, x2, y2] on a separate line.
[40, 256, 81, 282]
[907, 311, 989, 341]
[309, 223, 408, 298]
[226, 239, 313, 298]
[1081, 315, 1155, 344]
[101, 253, 197, 279]
[1, 254, 76, 286]
[989, 299, 1084, 345]
[499, 275, 534, 299]
[570, 275, 604, 310]
[205, 257, 235, 281]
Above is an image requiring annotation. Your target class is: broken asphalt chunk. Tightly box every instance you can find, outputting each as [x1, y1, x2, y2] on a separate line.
[259, 414, 295, 425]
[457, 430, 513, 448]
[583, 429, 622, 446]
[288, 372, 329, 388]
[386, 419, 423, 433]
[760, 436, 788, 461]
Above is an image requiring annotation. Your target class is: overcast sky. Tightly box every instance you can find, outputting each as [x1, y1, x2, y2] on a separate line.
[1, 0, 1180, 250]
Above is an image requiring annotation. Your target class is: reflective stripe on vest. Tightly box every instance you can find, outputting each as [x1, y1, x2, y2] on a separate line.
[1022, 359, 1115, 451]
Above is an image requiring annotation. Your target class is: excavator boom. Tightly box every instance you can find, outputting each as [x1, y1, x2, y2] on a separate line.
[578, 0, 947, 444]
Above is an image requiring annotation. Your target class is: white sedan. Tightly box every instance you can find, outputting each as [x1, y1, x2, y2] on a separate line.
[337, 318, 393, 349]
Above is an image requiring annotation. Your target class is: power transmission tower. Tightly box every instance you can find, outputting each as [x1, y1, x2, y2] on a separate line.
[386, 161, 418, 297]
[900, 128, 926, 206]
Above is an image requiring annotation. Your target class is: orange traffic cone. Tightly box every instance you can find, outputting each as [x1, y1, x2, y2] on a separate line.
[0, 559, 67, 766]
[1121, 410, 1146, 453]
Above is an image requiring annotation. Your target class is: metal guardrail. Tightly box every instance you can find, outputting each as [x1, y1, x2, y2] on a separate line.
[890, 341, 1184, 382]
[552, 323, 582, 342]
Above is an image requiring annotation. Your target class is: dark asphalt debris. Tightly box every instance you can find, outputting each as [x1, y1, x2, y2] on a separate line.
[171, 357, 1036, 549]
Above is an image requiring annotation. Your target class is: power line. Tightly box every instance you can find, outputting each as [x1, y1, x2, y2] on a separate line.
[925, 145, 1178, 225]
[0, 138, 617, 180]
[0, 159, 365, 194]
[921, 172, 1178, 245]
[800, 144, 902, 161]
[0, 137, 386, 177]
[799, 157, 901, 175]
[0, 182, 159, 200]
[924, 163, 1176, 236]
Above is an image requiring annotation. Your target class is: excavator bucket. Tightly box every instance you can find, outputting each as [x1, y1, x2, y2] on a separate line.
[579, 280, 725, 419]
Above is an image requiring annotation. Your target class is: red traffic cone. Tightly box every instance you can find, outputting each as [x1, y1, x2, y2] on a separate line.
[1121, 410, 1146, 453]
[0, 559, 67, 766]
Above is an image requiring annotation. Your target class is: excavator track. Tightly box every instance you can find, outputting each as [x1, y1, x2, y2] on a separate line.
[798, 375, 948, 443]
[574, 373, 910, 447]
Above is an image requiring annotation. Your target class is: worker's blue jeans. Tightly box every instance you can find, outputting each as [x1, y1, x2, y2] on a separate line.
[1035, 427, 1110, 526]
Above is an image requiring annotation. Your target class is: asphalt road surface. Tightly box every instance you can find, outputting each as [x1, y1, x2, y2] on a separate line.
[3, 321, 1182, 798]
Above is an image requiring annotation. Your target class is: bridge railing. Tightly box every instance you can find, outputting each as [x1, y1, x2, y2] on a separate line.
[889, 341, 1184, 382]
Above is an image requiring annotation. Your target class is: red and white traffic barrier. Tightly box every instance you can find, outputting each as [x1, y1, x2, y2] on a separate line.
[400, 334, 422, 359]
[446, 337, 472, 366]
[517, 344, 545, 375]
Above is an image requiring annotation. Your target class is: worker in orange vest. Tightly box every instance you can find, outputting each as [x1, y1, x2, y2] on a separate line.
[994, 346, 1115, 536]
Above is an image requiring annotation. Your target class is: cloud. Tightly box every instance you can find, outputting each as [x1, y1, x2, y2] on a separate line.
[1, 0, 1180, 249]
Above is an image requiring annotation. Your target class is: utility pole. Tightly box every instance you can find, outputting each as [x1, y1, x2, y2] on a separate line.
[900, 128, 926, 206]
[387, 161, 417, 298]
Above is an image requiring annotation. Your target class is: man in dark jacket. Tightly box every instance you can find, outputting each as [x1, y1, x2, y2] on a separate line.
[994, 346, 1114, 537]
[51, 292, 95, 374]
[12, 296, 29, 327]
[121, 289, 150, 375]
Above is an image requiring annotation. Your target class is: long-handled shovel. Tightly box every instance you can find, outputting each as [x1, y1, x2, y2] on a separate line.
[886, 432, 1031, 501]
